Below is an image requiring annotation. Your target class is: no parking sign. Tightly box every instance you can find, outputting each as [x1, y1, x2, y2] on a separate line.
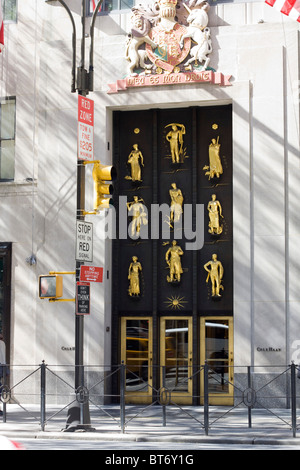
[78, 95, 94, 161]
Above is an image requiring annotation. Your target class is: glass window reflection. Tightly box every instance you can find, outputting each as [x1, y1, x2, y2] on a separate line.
[205, 320, 229, 393]
[164, 319, 189, 392]
[125, 319, 149, 392]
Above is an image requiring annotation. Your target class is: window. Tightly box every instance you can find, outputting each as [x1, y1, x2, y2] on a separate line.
[88, 0, 133, 15]
[0, 97, 16, 181]
[1, 0, 17, 23]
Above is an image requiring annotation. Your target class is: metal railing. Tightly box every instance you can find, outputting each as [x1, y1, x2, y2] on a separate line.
[1, 362, 300, 436]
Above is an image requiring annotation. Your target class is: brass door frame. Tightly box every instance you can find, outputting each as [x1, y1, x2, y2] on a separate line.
[160, 316, 193, 405]
[120, 316, 153, 404]
[200, 316, 234, 405]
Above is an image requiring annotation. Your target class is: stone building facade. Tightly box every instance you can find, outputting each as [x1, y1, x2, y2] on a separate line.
[0, 0, 299, 405]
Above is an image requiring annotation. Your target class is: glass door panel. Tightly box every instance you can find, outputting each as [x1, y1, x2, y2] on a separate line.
[200, 317, 233, 405]
[160, 317, 193, 404]
[121, 317, 153, 403]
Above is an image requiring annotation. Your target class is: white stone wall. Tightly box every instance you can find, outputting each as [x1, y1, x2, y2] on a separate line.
[0, 0, 299, 403]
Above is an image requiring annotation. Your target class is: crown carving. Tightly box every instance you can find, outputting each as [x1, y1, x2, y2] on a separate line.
[159, 0, 178, 7]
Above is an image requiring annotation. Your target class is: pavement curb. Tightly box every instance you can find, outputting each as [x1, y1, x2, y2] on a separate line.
[1, 430, 300, 446]
[1, 405, 300, 447]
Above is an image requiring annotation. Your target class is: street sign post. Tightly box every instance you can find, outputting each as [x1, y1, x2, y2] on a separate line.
[80, 265, 103, 283]
[75, 221, 93, 262]
[78, 95, 94, 161]
[76, 282, 90, 315]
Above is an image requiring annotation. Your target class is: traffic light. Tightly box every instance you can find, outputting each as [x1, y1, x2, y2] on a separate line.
[39, 275, 63, 299]
[92, 161, 117, 211]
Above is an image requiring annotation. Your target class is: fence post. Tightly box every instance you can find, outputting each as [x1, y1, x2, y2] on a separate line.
[291, 362, 297, 438]
[247, 366, 252, 428]
[40, 361, 46, 432]
[204, 362, 209, 436]
[1, 364, 7, 423]
[120, 362, 125, 434]
[162, 366, 166, 427]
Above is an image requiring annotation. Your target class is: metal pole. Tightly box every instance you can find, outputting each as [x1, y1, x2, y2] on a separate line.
[247, 366, 252, 428]
[120, 362, 125, 433]
[2, 364, 7, 423]
[79, 366, 84, 426]
[46, 0, 101, 431]
[46, 0, 87, 430]
[74, 0, 91, 430]
[40, 361, 46, 432]
[162, 365, 166, 427]
[204, 362, 209, 436]
[291, 362, 297, 438]
[89, 0, 104, 91]
[51, 0, 77, 93]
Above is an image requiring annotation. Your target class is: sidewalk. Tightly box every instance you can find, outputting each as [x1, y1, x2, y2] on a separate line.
[1, 404, 300, 446]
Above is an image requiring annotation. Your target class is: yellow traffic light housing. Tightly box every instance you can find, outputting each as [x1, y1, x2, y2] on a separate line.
[92, 161, 117, 211]
[39, 275, 63, 299]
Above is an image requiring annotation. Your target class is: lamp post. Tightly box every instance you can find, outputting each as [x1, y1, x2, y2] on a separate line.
[45, 0, 103, 431]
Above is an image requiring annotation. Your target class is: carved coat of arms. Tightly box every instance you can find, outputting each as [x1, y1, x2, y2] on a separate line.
[125, 0, 213, 76]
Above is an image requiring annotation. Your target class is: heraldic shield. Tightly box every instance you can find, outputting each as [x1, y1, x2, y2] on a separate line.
[146, 22, 192, 72]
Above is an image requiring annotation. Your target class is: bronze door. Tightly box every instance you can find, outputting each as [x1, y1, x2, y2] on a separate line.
[112, 106, 233, 405]
[200, 317, 234, 405]
[160, 316, 193, 405]
[121, 317, 153, 404]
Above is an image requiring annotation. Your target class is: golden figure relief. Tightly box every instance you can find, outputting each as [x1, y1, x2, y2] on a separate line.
[165, 123, 186, 163]
[204, 254, 224, 298]
[164, 295, 188, 310]
[203, 137, 223, 179]
[165, 240, 184, 283]
[128, 256, 142, 297]
[127, 196, 148, 238]
[207, 194, 223, 235]
[169, 183, 183, 225]
[126, 144, 144, 182]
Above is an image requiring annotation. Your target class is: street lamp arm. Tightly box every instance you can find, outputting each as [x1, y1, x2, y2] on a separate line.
[47, 0, 77, 93]
[89, 0, 104, 92]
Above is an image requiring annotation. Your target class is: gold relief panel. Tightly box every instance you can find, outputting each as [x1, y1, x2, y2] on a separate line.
[203, 136, 224, 180]
[128, 256, 143, 297]
[164, 295, 188, 310]
[126, 196, 148, 239]
[112, 105, 232, 318]
[165, 123, 188, 164]
[207, 194, 223, 236]
[204, 253, 224, 299]
[165, 240, 184, 284]
[125, 144, 144, 183]
[166, 182, 184, 229]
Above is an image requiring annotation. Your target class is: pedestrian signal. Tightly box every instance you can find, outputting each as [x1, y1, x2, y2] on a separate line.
[39, 275, 63, 299]
[92, 161, 117, 211]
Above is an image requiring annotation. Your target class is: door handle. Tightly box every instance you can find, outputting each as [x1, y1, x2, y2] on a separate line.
[149, 354, 153, 380]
